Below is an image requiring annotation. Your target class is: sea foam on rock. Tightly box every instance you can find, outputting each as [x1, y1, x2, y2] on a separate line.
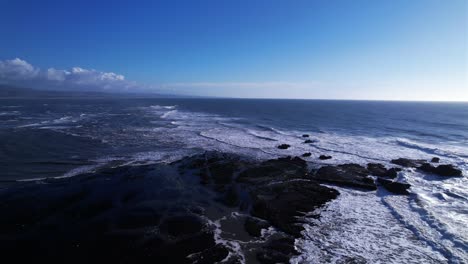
[391, 157, 462, 177]
[377, 178, 411, 195]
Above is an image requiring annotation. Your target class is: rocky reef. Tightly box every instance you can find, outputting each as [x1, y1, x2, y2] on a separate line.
[0, 152, 463, 263]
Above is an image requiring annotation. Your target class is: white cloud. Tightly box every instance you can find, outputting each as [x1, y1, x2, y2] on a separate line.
[47, 68, 69, 81]
[0, 58, 39, 80]
[0, 58, 137, 92]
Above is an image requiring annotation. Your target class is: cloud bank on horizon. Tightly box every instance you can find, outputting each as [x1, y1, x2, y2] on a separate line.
[0, 58, 324, 97]
[0, 58, 141, 93]
[0, 58, 466, 101]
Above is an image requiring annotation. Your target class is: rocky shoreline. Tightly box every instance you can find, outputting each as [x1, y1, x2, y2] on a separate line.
[0, 151, 463, 263]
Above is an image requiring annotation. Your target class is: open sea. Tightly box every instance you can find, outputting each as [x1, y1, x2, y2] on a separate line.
[1, 97, 467, 263]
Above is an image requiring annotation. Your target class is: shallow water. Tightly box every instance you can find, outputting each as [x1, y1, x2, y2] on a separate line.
[1, 97, 467, 263]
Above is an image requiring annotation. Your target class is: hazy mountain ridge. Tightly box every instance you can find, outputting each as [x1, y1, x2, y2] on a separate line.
[0, 84, 186, 98]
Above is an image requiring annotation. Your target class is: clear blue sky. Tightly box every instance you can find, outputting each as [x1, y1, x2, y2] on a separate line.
[0, 0, 466, 100]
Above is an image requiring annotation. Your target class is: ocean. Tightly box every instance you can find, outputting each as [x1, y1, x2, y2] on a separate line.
[1, 97, 467, 263]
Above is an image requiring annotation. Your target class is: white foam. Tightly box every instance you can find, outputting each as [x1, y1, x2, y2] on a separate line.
[292, 187, 449, 264]
[24, 103, 466, 263]
[0, 111, 21, 116]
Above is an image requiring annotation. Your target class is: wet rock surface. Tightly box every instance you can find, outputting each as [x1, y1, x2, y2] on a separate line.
[277, 144, 291, 149]
[256, 237, 298, 264]
[250, 180, 338, 236]
[1, 151, 463, 263]
[390, 157, 462, 177]
[378, 178, 411, 195]
[312, 163, 376, 190]
[419, 163, 462, 177]
[367, 163, 400, 179]
[0, 152, 339, 263]
[319, 155, 332, 160]
[391, 158, 426, 167]
[0, 163, 226, 264]
[244, 217, 271, 237]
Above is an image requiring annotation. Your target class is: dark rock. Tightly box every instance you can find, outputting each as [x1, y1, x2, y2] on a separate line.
[431, 157, 440, 163]
[302, 152, 312, 157]
[80, 199, 114, 218]
[391, 158, 425, 168]
[313, 164, 376, 190]
[302, 134, 309, 138]
[257, 237, 298, 264]
[387, 168, 402, 177]
[319, 155, 332, 160]
[244, 217, 270, 237]
[435, 164, 463, 177]
[209, 162, 238, 185]
[190, 244, 230, 264]
[419, 163, 462, 177]
[419, 162, 436, 173]
[159, 215, 204, 237]
[367, 163, 386, 175]
[277, 144, 290, 149]
[116, 209, 161, 229]
[221, 185, 240, 207]
[250, 180, 338, 236]
[0, 151, 343, 263]
[378, 178, 410, 195]
[237, 156, 308, 184]
[367, 163, 400, 178]
[304, 139, 313, 143]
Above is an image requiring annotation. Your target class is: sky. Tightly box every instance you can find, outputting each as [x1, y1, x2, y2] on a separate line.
[0, 0, 466, 101]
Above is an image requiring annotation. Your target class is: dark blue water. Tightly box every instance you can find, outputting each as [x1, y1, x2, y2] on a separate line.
[1, 98, 467, 180]
[1, 97, 467, 262]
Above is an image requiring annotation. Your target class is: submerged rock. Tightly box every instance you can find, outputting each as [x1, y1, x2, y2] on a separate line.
[319, 155, 332, 160]
[312, 164, 376, 190]
[302, 134, 310, 138]
[302, 152, 312, 157]
[304, 139, 313, 143]
[277, 144, 291, 149]
[378, 178, 411, 195]
[431, 157, 440, 163]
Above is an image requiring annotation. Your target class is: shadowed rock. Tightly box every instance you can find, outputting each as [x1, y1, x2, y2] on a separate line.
[302, 152, 312, 157]
[312, 164, 376, 190]
[378, 178, 410, 195]
[319, 155, 332, 160]
[431, 157, 440, 163]
[277, 144, 291, 149]
[302, 134, 310, 138]
[237, 156, 308, 184]
[250, 180, 338, 236]
[367, 163, 401, 178]
[257, 237, 298, 264]
[419, 163, 462, 177]
[244, 216, 271, 237]
[0, 151, 342, 263]
[391, 158, 425, 167]
[304, 139, 313, 143]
